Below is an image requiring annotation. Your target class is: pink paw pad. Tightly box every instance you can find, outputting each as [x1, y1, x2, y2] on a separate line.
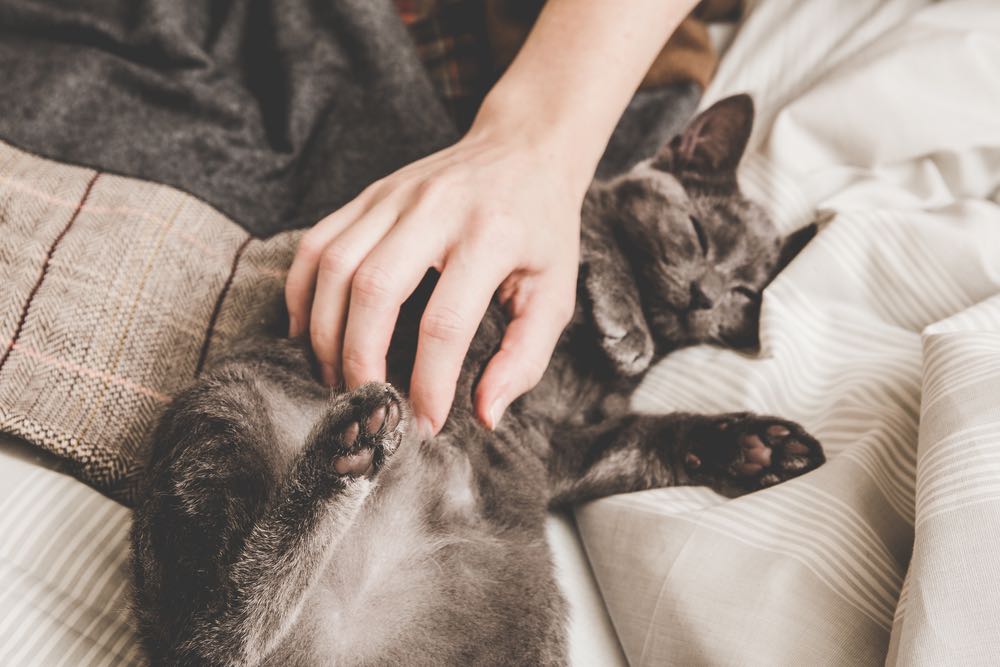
[331, 393, 404, 478]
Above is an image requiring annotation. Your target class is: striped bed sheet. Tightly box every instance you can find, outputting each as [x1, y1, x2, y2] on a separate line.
[0, 440, 140, 665]
[574, 0, 1000, 664]
[0, 437, 626, 667]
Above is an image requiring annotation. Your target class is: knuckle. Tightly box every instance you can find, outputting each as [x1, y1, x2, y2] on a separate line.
[420, 306, 468, 344]
[467, 207, 501, 231]
[541, 278, 578, 327]
[318, 244, 355, 275]
[285, 275, 309, 312]
[352, 264, 394, 304]
[415, 175, 447, 202]
[367, 178, 396, 201]
[283, 278, 300, 306]
[468, 209, 518, 249]
[426, 413, 445, 434]
[296, 231, 326, 261]
[363, 179, 386, 197]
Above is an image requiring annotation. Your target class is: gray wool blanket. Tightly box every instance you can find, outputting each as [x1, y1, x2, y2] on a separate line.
[0, 0, 458, 236]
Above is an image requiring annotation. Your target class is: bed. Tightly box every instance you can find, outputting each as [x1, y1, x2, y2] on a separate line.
[0, 435, 628, 666]
[1, 0, 999, 664]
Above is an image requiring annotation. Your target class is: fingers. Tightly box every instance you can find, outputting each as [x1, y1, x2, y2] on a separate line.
[307, 201, 400, 385]
[288, 150, 579, 440]
[286, 191, 373, 338]
[339, 220, 446, 390]
[409, 251, 509, 435]
[475, 279, 575, 430]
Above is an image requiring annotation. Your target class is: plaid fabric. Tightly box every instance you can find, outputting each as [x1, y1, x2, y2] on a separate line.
[394, 0, 742, 127]
[0, 140, 300, 503]
[395, 0, 492, 128]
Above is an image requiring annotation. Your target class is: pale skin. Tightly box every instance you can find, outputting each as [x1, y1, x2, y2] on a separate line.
[285, 0, 701, 436]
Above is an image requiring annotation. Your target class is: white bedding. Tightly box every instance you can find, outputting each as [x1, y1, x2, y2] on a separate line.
[0, 439, 140, 666]
[575, 0, 1000, 664]
[0, 436, 626, 666]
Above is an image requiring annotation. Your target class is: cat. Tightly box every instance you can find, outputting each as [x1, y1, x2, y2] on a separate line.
[131, 94, 823, 666]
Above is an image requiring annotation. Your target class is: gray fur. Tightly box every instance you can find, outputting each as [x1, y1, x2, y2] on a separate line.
[131, 95, 823, 666]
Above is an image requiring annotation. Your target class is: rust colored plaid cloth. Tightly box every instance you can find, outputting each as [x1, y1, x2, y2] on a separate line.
[394, 0, 742, 129]
[395, 0, 492, 128]
[0, 140, 300, 503]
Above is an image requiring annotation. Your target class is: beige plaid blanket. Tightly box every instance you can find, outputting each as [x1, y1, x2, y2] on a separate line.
[0, 146, 298, 502]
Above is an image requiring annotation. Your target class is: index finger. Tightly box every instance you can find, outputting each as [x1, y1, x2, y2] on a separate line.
[285, 191, 373, 337]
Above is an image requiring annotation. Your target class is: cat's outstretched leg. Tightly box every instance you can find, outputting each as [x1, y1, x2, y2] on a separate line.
[548, 412, 823, 507]
[134, 381, 405, 667]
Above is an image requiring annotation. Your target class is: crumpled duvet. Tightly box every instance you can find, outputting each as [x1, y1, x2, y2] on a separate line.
[574, 0, 1000, 664]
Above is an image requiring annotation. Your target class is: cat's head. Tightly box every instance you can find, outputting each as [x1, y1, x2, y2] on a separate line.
[590, 94, 814, 361]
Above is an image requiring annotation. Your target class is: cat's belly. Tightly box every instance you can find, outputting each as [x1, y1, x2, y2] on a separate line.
[274, 443, 500, 665]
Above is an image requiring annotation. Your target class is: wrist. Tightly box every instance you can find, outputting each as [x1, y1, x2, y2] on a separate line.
[469, 82, 605, 197]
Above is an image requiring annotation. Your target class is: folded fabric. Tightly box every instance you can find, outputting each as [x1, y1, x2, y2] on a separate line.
[0, 0, 457, 237]
[0, 141, 298, 501]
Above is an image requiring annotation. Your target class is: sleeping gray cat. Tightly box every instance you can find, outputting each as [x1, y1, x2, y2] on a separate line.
[131, 94, 823, 666]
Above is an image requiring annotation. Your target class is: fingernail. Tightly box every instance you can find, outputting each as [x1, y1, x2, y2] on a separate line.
[320, 363, 337, 387]
[415, 417, 434, 440]
[487, 399, 508, 431]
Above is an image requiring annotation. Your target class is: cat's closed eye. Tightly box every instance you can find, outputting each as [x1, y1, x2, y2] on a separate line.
[690, 215, 708, 256]
[732, 285, 759, 301]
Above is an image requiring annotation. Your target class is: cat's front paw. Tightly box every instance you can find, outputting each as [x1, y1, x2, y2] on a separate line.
[683, 414, 824, 493]
[316, 383, 406, 478]
[600, 327, 654, 377]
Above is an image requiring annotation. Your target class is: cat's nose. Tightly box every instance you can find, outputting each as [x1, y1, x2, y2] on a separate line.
[689, 282, 714, 310]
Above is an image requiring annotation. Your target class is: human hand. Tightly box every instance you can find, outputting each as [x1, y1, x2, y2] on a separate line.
[286, 0, 696, 435]
[285, 103, 585, 436]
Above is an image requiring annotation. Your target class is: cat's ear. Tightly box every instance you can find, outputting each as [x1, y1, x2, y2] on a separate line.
[581, 248, 655, 377]
[655, 94, 754, 179]
[770, 223, 818, 281]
